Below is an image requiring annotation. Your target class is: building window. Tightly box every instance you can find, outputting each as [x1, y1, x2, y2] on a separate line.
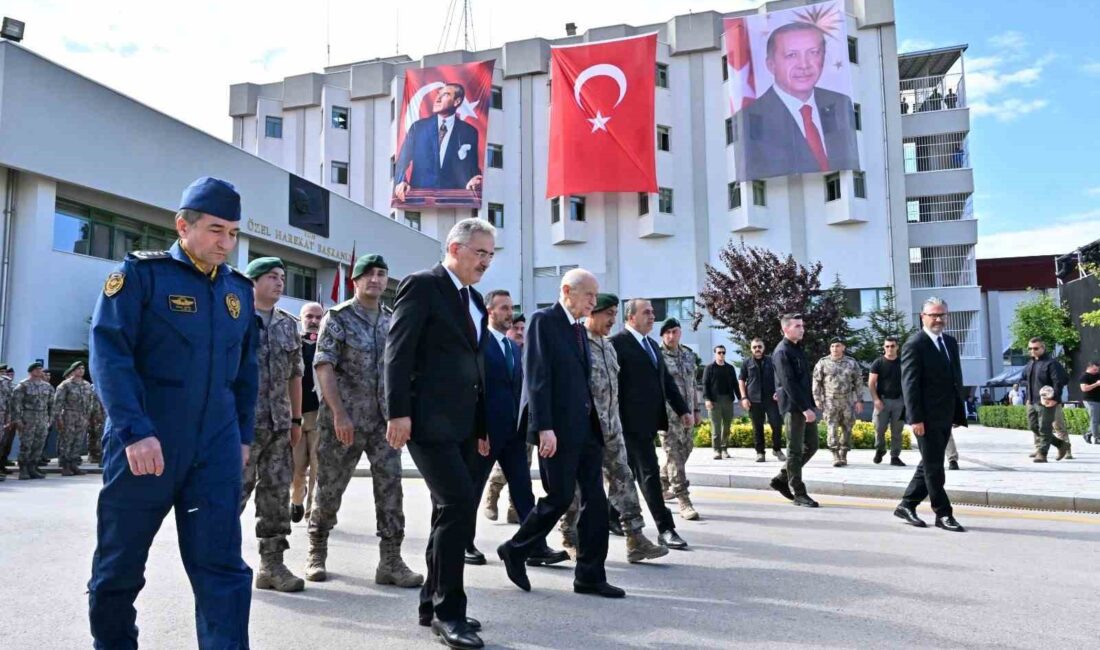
[658, 187, 673, 214]
[487, 202, 504, 228]
[265, 116, 283, 138]
[825, 172, 841, 202]
[728, 182, 742, 210]
[651, 297, 694, 322]
[248, 253, 318, 301]
[569, 196, 586, 222]
[853, 103, 862, 131]
[52, 199, 176, 262]
[389, 156, 395, 179]
[725, 117, 736, 145]
[907, 199, 921, 223]
[853, 171, 867, 198]
[721, 54, 729, 81]
[470, 209, 480, 220]
[656, 63, 669, 88]
[842, 287, 888, 315]
[752, 180, 767, 207]
[491, 85, 503, 110]
[405, 211, 421, 231]
[550, 197, 561, 224]
[331, 161, 348, 185]
[657, 125, 671, 152]
[331, 105, 349, 130]
[488, 144, 504, 169]
[848, 36, 859, 64]
[638, 192, 649, 216]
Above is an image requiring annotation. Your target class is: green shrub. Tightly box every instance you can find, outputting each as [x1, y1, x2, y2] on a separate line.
[978, 405, 1090, 435]
[692, 418, 910, 450]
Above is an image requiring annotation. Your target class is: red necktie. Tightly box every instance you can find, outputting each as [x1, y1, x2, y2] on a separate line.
[800, 104, 829, 171]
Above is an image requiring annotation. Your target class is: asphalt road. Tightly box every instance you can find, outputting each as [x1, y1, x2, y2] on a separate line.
[3, 476, 1099, 649]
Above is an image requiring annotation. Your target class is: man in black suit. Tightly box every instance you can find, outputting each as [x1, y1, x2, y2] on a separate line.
[393, 83, 483, 203]
[467, 289, 567, 567]
[497, 269, 625, 599]
[609, 299, 694, 550]
[893, 297, 967, 533]
[769, 313, 821, 508]
[385, 218, 496, 649]
[737, 21, 860, 181]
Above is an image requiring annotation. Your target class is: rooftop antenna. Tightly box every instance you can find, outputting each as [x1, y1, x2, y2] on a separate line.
[438, 0, 475, 52]
[326, 0, 332, 66]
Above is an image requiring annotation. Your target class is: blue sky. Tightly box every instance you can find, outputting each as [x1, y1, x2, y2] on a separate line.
[895, 0, 1100, 258]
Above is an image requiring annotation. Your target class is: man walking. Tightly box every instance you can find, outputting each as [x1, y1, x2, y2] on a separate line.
[239, 256, 306, 593]
[51, 360, 96, 476]
[1080, 360, 1100, 444]
[769, 314, 820, 508]
[386, 219, 496, 649]
[12, 361, 53, 480]
[309, 254, 423, 589]
[290, 302, 323, 523]
[703, 345, 740, 459]
[738, 338, 787, 463]
[88, 176, 258, 648]
[482, 313, 531, 525]
[1022, 338, 1070, 463]
[893, 298, 967, 532]
[658, 318, 701, 521]
[813, 338, 863, 468]
[869, 336, 906, 466]
[611, 299, 693, 550]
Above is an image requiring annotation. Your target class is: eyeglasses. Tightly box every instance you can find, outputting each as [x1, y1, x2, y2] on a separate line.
[751, 346, 763, 350]
[921, 312, 947, 320]
[459, 243, 495, 261]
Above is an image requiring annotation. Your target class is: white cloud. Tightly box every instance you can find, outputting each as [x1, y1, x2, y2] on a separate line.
[962, 32, 1054, 122]
[1082, 61, 1100, 76]
[970, 97, 1048, 122]
[898, 38, 941, 54]
[1085, 187, 1100, 197]
[978, 210, 1100, 259]
[988, 30, 1026, 52]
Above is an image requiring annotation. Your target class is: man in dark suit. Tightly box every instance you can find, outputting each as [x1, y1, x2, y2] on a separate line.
[737, 21, 860, 181]
[393, 83, 483, 202]
[609, 299, 694, 550]
[893, 297, 968, 532]
[467, 289, 567, 567]
[497, 269, 625, 599]
[385, 218, 496, 649]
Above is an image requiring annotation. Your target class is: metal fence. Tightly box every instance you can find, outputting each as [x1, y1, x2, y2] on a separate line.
[912, 309, 982, 359]
[900, 72, 965, 114]
[903, 132, 969, 173]
[906, 193, 974, 223]
[909, 244, 976, 288]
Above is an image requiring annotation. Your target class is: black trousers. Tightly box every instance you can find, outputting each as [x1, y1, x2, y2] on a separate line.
[407, 437, 480, 625]
[470, 432, 537, 547]
[623, 430, 676, 534]
[749, 401, 784, 454]
[773, 411, 819, 496]
[901, 424, 954, 517]
[508, 432, 608, 585]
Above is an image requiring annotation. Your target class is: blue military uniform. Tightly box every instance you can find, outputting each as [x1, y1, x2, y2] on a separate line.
[87, 178, 259, 649]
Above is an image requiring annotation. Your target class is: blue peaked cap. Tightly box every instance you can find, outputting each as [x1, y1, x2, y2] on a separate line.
[179, 177, 241, 222]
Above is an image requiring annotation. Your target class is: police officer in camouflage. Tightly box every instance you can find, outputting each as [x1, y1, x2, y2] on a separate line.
[88, 388, 106, 466]
[812, 338, 864, 467]
[560, 294, 668, 563]
[658, 318, 700, 521]
[52, 360, 96, 476]
[13, 361, 53, 480]
[239, 256, 306, 592]
[308, 254, 423, 588]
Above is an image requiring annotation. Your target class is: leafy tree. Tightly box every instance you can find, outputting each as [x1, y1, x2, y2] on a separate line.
[850, 287, 915, 364]
[1009, 292, 1079, 365]
[694, 243, 850, 361]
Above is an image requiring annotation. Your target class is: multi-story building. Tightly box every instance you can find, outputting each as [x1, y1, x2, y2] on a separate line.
[229, 0, 988, 386]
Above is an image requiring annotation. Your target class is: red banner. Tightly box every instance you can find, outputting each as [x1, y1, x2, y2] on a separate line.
[546, 33, 658, 197]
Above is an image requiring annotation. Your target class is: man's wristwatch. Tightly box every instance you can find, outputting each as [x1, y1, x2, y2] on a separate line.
[291, 417, 303, 426]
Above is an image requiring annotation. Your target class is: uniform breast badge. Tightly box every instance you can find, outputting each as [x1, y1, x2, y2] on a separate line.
[226, 293, 241, 319]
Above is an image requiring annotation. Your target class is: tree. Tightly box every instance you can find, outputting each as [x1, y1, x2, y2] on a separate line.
[1009, 292, 1079, 365]
[850, 287, 915, 364]
[694, 243, 850, 361]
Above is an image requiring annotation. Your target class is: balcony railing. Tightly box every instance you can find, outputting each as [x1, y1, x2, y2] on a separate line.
[909, 244, 976, 289]
[903, 132, 969, 173]
[900, 73, 965, 114]
[906, 193, 974, 223]
[912, 309, 982, 359]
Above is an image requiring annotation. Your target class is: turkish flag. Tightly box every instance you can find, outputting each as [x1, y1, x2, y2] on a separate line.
[344, 242, 356, 298]
[723, 18, 756, 112]
[546, 33, 657, 198]
[329, 264, 341, 303]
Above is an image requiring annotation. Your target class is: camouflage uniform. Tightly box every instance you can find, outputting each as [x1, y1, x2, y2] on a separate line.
[240, 307, 303, 561]
[812, 355, 863, 458]
[0, 376, 13, 470]
[51, 376, 97, 468]
[659, 343, 698, 501]
[308, 299, 420, 587]
[12, 378, 53, 467]
[88, 389, 106, 463]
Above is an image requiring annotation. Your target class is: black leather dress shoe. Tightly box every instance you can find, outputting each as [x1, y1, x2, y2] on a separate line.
[769, 477, 795, 501]
[430, 619, 484, 649]
[464, 546, 487, 566]
[893, 505, 927, 528]
[526, 545, 569, 567]
[290, 504, 304, 523]
[935, 515, 966, 532]
[658, 529, 688, 550]
[792, 494, 819, 508]
[496, 543, 530, 591]
[420, 615, 481, 632]
[890, 457, 906, 467]
[573, 580, 626, 598]
[873, 449, 885, 464]
[948, 460, 960, 470]
[608, 518, 625, 536]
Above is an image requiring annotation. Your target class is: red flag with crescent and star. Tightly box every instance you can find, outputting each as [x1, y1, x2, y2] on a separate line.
[546, 33, 658, 198]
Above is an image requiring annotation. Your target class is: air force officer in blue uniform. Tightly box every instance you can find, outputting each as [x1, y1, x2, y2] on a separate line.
[87, 177, 259, 649]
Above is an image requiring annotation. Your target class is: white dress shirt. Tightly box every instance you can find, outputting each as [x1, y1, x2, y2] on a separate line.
[773, 85, 828, 156]
[558, 299, 580, 326]
[445, 266, 482, 340]
[437, 114, 456, 167]
[489, 326, 510, 358]
[624, 324, 658, 359]
[924, 327, 950, 362]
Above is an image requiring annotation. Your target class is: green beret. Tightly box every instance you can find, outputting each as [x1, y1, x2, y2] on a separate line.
[244, 256, 285, 279]
[352, 254, 388, 279]
[65, 360, 86, 377]
[27, 361, 43, 372]
[592, 293, 619, 314]
[660, 318, 681, 336]
[513, 313, 526, 324]
[829, 337, 847, 346]
[0, 364, 8, 372]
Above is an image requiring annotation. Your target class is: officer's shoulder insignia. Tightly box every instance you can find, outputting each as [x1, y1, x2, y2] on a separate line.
[127, 250, 169, 261]
[226, 293, 241, 319]
[276, 308, 299, 321]
[103, 272, 125, 297]
[328, 300, 351, 314]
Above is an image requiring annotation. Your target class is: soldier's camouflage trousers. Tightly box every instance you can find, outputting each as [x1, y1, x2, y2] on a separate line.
[57, 424, 87, 466]
[17, 420, 48, 465]
[308, 415, 405, 544]
[561, 427, 644, 537]
[240, 427, 294, 555]
[825, 407, 856, 451]
[659, 416, 693, 499]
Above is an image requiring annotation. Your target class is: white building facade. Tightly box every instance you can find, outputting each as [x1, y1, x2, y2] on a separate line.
[230, 0, 986, 385]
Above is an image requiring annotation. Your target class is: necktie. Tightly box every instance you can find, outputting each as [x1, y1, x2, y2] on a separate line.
[799, 104, 829, 171]
[574, 322, 586, 357]
[459, 287, 476, 342]
[643, 337, 658, 367]
[503, 338, 514, 375]
[936, 336, 950, 363]
[438, 120, 448, 145]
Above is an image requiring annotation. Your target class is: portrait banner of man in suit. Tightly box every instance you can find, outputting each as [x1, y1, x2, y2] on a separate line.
[392, 60, 495, 210]
[724, 1, 861, 182]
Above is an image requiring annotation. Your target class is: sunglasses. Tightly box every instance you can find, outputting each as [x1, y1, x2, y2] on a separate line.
[716, 351, 726, 355]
